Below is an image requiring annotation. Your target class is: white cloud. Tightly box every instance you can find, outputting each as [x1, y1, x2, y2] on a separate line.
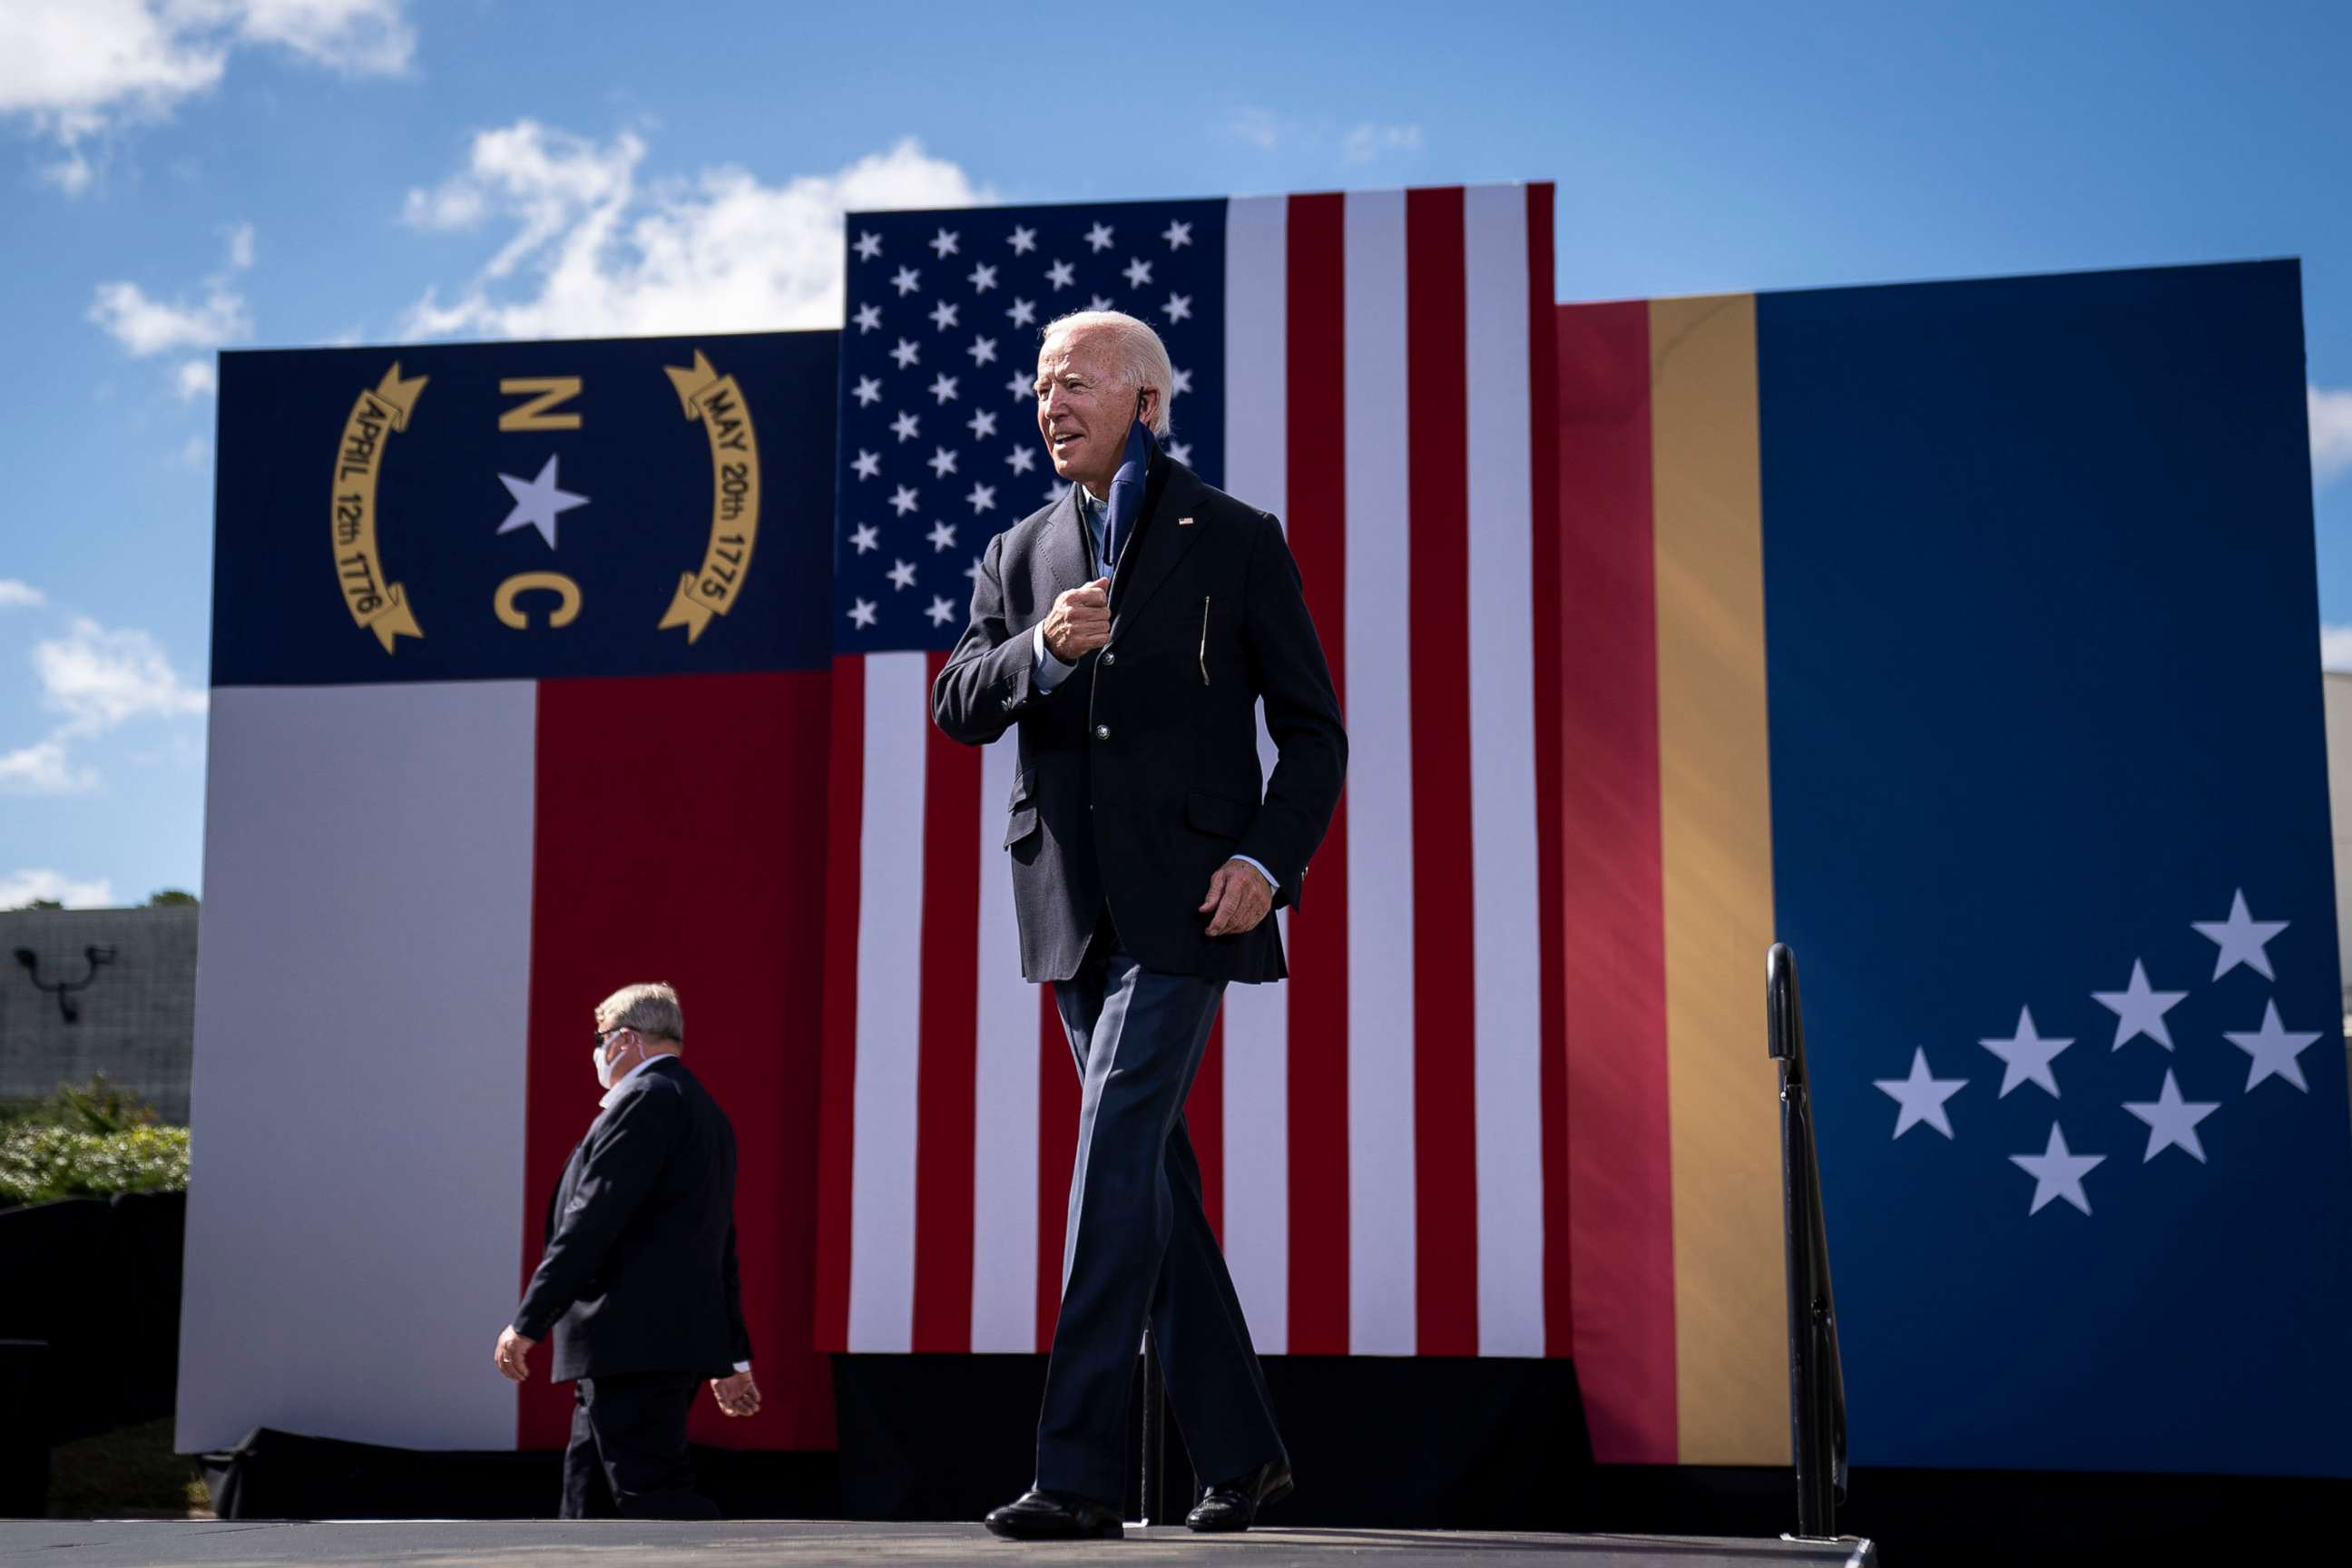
[0, 1, 411, 195]
[1341, 122, 1424, 164]
[2313, 385, 2352, 487]
[0, 580, 43, 608]
[1227, 107, 1280, 151]
[0, 739, 95, 795]
[174, 434, 211, 469]
[0, 867, 115, 907]
[2323, 624, 2352, 672]
[224, 219, 255, 270]
[89, 278, 249, 356]
[175, 358, 218, 398]
[398, 125, 989, 341]
[36, 617, 207, 735]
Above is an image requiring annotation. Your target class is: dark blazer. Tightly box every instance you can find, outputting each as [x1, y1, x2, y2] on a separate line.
[513, 1056, 750, 1383]
[932, 452, 1348, 984]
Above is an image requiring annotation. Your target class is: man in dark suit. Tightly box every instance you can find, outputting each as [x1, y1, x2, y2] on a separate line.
[935, 311, 1347, 1539]
[492, 983, 759, 1519]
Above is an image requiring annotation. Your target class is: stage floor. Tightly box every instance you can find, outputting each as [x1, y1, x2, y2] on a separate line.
[5, 1520, 1875, 1566]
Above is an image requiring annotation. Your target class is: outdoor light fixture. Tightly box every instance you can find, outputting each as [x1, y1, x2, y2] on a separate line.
[13, 945, 116, 1024]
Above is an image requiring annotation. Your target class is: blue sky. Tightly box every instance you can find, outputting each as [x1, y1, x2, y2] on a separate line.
[5, 0, 2351, 906]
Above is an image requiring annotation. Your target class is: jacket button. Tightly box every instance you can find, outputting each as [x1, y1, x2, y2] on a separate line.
[1093, 724, 1111, 740]
[1102, 650, 1116, 667]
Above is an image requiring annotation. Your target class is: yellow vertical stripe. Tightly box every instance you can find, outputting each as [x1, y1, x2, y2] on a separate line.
[1649, 294, 1788, 1466]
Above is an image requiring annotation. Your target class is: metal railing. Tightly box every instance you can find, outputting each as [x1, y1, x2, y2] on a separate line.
[1767, 942, 1848, 1541]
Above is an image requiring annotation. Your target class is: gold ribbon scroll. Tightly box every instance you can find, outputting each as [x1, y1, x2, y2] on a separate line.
[330, 364, 428, 652]
[658, 350, 760, 642]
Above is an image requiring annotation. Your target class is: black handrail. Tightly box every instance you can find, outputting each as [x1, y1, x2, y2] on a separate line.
[1767, 942, 1847, 1540]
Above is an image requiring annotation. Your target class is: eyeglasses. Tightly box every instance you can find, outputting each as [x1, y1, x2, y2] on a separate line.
[593, 1026, 632, 1050]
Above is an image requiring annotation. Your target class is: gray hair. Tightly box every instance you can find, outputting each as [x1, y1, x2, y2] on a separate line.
[596, 982, 683, 1044]
[1038, 309, 1174, 438]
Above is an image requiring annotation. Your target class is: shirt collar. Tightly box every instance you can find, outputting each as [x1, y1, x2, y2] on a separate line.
[598, 1051, 664, 1108]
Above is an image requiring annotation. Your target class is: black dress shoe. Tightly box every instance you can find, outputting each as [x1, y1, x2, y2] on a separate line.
[1185, 1460, 1294, 1533]
[984, 1487, 1124, 1540]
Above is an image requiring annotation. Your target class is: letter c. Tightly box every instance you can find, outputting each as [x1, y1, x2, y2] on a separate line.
[494, 572, 582, 630]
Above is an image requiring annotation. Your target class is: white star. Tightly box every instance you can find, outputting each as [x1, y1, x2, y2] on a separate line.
[1006, 368, 1034, 401]
[1007, 224, 1037, 255]
[2010, 1122, 2105, 1216]
[926, 593, 957, 627]
[1046, 259, 1075, 289]
[1007, 297, 1037, 328]
[1122, 256, 1153, 289]
[851, 448, 881, 481]
[1171, 366, 1192, 395]
[848, 522, 880, 554]
[1161, 219, 1192, 250]
[848, 597, 877, 629]
[495, 454, 589, 550]
[852, 375, 883, 407]
[968, 262, 997, 292]
[929, 299, 959, 331]
[2122, 1070, 2220, 1163]
[1006, 444, 1035, 475]
[2224, 1000, 2321, 1093]
[2192, 889, 2288, 981]
[1166, 439, 1192, 466]
[854, 230, 882, 261]
[890, 409, 920, 443]
[928, 372, 959, 404]
[890, 338, 920, 369]
[1086, 293, 1114, 312]
[888, 485, 919, 516]
[965, 408, 998, 439]
[929, 228, 959, 258]
[891, 266, 921, 297]
[1872, 1047, 1967, 1140]
[853, 301, 882, 333]
[965, 554, 986, 585]
[887, 558, 918, 591]
[926, 446, 958, 478]
[1978, 1006, 2073, 1100]
[965, 482, 996, 513]
[968, 335, 997, 366]
[2090, 959, 2188, 1051]
[1044, 480, 1070, 505]
[926, 520, 957, 553]
[1084, 220, 1114, 252]
[1163, 292, 1192, 323]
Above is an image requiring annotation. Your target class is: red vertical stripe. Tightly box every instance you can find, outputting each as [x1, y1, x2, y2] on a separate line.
[1525, 185, 1573, 1358]
[1036, 983, 1079, 1350]
[1188, 1014, 1225, 1244]
[911, 649, 981, 1352]
[1404, 185, 1479, 1356]
[813, 655, 865, 1355]
[1282, 191, 1350, 1355]
[1556, 300, 1676, 1462]
[520, 672, 838, 1453]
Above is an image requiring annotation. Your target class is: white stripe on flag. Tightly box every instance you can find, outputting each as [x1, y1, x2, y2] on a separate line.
[848, 652, 930, 1352]
[1341, 188, 1418, 1356]
[1464, 185, 1547, 1356]
[970, 732, 1039, 1350]
[1220, 191, 1291, 1351]
[177, 681, 536, 1452]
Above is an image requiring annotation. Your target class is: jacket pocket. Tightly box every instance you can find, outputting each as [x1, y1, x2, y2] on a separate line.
[1185, 789, 1251, 840]
[1004, 804, 1040, 847]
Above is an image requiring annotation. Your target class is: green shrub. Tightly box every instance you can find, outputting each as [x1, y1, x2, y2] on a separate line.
[0, 1124, 189, 1207]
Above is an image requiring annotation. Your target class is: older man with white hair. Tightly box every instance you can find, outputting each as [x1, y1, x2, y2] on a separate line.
[934, 310, 1348, 1538]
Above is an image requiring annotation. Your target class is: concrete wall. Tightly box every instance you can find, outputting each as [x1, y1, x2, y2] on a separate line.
[0, 906, 197, 1122]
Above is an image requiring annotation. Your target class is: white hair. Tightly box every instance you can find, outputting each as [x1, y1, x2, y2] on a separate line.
[1038, 310, 1174, 438]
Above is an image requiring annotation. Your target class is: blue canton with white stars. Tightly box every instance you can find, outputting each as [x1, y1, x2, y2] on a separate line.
[834, 199, 1227, 652]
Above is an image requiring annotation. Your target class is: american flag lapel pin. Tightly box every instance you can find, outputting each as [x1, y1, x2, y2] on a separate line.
[1178, 515, 1194, 525]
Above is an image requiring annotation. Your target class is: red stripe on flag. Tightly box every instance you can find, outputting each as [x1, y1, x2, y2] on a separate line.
[814, 655, 866, 1356]
[911, 649, 981, 1351]
[1525, 185, 1573, 1358]
[1189, 1013, 1225, 1244]
[1556, 300, 1676, 1461]
[521, 672, 838, 1452]
[1405, 185, 1479, 1357]
[1036, 982, 1078, 1351]
[1283, 191, 1350, 1355]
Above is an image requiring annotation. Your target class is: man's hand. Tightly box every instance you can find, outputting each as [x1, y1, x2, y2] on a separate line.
[1199, 859, 1273, 938]
[710, 1370, 761, 1418]
[1042, 576, 1112, 662]
[494, 1327, 537, 1384]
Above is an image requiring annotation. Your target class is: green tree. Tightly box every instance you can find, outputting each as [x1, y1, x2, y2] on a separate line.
[16, 897, 64, 911]
[144, 889, 199, 906]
